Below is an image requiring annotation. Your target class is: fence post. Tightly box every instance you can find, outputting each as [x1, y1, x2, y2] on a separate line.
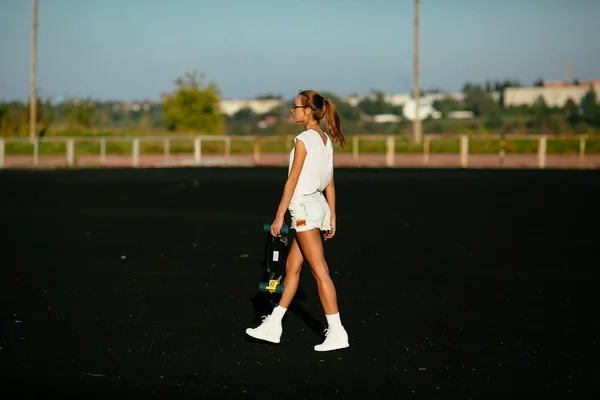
[499, 137, 506, 167]
[66, 138, 75, 166]
[164, 137, 170, 164]
[100, 138, 106, 166]
[253, 138, 260, 164]
[194, 137, 202, 165]
[538, 136, 547, 169]
[385, 135, 395, 167]
[423, 136, 430, 165]
[225, 136, 231, 159]
[353, 136, 359, 162]
[579, 136, 586, 169]
[33, 138, 39, 166]
[0, 138, 4, 168]
[460, 134, 469, 168]
[132, 138, 140, 167]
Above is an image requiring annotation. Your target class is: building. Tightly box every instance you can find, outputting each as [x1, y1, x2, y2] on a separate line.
[543, 80, 600, 88]
[112, 102, 152, 112]
[372, 114, 402, 123]
[341, 94, 412, 107]
[504, 82, 600, 108]
[219, 99, 284, 116]
[402, 99, 442, 121]
[342, 92, 467, 107]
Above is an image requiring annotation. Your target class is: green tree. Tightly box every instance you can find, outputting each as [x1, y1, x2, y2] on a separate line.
[35, 98, 53, 137]
[92, 103, 113, 128]
[0, 98, 50, 137]
[531, 96, 550, 118]
[319, 92, 362, 121]
[529, 96, 551, 130]
[432, 97, 465, 118]
[67, 98, 95, 129]
[565, 98, 580, 126]
[0, 104, 22, 136]
[526, 96, 568, 133]
[357, 91, 402, 116]
[162, 71, 223, 134]
[493, 79, 521, 92]
[463, 86, 501, 119]
[581, 87, 600, 126]
[231, 107, 257, 122]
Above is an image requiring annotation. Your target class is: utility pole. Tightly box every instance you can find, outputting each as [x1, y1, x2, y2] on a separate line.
[30, 0, 38, 141]
[413, 0, 422, 144]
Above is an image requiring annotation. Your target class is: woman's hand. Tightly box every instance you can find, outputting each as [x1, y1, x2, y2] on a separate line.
[323, 215, 336, 241]
[270, 215, 285, 237]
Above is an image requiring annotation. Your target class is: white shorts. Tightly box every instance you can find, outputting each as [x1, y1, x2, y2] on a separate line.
[289, 191, 332, 233]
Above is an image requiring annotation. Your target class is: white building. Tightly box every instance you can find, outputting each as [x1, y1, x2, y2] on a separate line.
[402, 99, 442, 120]
[219, 99, 284, 116]
[372, 114, 402, 123]
[503, 85, 600, 108]
[448, 111, 475, 119]
[342, 93, 412, 107]
[342, 92, 467, 108]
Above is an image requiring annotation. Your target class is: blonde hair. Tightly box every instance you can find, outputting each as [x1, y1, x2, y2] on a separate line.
[298, 90, 346, 150]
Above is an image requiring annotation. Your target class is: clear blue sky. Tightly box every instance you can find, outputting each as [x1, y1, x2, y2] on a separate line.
[1, 0, 598, 102]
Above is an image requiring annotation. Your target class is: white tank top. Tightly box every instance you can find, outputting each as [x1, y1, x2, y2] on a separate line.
[288, 129, 333, 210]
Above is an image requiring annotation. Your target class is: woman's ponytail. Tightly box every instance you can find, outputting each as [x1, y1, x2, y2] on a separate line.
[323, 98, 346, 150]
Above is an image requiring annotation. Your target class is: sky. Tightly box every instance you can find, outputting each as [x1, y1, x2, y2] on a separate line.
[0, 0, 599, 102]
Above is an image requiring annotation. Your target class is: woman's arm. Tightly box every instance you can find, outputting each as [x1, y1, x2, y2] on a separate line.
[324, 176, 336, 216]
[270, 139, 307, 236]
[323, 176, 337, 240]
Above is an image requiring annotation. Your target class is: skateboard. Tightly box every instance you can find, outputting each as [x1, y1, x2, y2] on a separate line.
[259, 223, 290, 295]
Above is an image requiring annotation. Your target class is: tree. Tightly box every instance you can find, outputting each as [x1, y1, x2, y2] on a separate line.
[162, 71, 223, 134]
[35, 98, 53, 137]
[565, 98, 580, 125]
[526, 96, 568, 133]
[581, 87, 600, 127]
[319, 92, 362, 121]
[493, 79, 521, 92]
[231, 107, 257, 122]
[463, 86, 501, 119]
[356, 91, 402, 116]
[432, 97, 465, 118]
[0, 104, 23, 136]
[67, 98, 95, 129]
[531, 96, 550, 118]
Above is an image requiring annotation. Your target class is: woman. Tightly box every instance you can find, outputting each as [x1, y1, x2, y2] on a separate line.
[246, 90, 349, 352]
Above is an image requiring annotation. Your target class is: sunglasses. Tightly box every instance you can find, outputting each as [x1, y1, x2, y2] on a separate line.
[292, 104, 309, 110]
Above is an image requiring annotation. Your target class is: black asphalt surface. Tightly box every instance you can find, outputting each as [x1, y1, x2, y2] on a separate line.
[1, 166, 598, 399]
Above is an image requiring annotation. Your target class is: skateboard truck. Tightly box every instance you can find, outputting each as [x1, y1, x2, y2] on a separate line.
[262, 279, 283, 294]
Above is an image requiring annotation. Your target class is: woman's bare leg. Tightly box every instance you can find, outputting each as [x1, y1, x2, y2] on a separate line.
[277, 237, 304, 309]
[295, 228, 348, 351]
[295, 229, 338, 314]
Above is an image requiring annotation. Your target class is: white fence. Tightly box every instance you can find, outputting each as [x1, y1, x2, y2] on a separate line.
[0, 133, 595, 169]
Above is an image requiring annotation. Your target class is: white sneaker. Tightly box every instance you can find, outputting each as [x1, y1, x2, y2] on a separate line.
[245, 315, 282, 344]
[314, 327, 350, 352]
